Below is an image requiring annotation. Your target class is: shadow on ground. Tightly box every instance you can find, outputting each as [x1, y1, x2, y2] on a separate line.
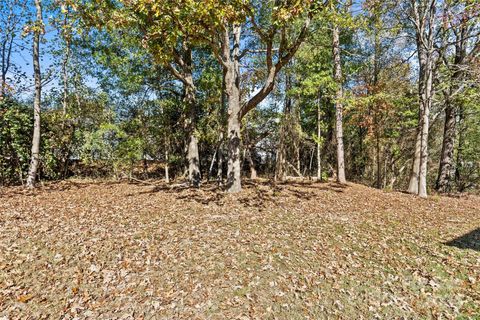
[0, 180, 92, 197]
[2, 178, 351, 207]
[134, 179, 350, 208]
[445, 228, 480, 252]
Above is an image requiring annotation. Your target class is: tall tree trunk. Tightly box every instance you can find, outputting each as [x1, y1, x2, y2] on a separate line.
[26, 0, 43, 188]
[246, 148, 257, 180]
[244, 128, 257, 180]
[317, 95, 322, 180]
[62, 48, 69, 119]
[0, 0, 19, 99]
[225, 25, 242, 193]
[373, 18, 381, 189]
[294, 138, 300, 174]
[276, 123, 286, 181]
[226, 86, 241, 192]
[332, 24, 346, 184]
[61, 2, 70, 121]
[167, 46, 201, 187]
[276, 73, 293, 181]
[375, 109, 381, 189]
[217, 132, 224, 184]
[170, 47, 201, 188]
[408, 121, 422, 194]
[185, 84, 200, 187]
[436, 98, 456, 192]
[418, 107, 430, 198]
[455, 104, 465, 191]
[217, 15, 310, 191]
[407, 0, 438, 198]
[417, 53, 434, 198]
[187, 132, 200, 186]
[217, 67, 227, 185]
[164, 136, 170, 184]
[436, 30, 466, 193]
[60, 2, 71, 178]
[1, 19, 14, 97]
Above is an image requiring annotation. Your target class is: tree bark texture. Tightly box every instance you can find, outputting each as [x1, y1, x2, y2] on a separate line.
[27, 0, 43, 188]
[333, 24, 346, 184]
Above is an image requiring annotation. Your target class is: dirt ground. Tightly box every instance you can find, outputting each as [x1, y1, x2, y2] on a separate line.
[0, 179, 479, 319]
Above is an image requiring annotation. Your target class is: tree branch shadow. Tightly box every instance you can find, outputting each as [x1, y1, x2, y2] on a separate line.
[444, 228, 480, 252]
[133, 179, 350, 208]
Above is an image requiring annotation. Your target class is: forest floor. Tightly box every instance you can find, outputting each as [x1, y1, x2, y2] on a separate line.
[0, 179, 479, 319]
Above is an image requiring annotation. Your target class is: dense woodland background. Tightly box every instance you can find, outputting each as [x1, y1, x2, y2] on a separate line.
[0, 0, 479, 197]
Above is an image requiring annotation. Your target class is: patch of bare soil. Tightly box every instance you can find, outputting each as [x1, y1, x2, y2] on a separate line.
[0, 180, 479, 319]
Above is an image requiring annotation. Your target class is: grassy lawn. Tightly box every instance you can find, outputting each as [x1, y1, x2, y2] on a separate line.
[0, 180, 479, 319]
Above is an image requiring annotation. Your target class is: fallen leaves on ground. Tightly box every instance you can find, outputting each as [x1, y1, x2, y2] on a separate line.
[0, 179, 479, 319]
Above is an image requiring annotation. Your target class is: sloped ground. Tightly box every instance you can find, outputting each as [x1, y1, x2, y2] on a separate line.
[0, 180, 479, 319]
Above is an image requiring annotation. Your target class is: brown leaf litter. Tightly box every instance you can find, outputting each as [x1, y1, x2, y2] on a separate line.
[0, 179, 479, 319]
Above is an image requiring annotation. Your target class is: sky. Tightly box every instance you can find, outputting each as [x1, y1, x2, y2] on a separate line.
[3, 1, 96, 100]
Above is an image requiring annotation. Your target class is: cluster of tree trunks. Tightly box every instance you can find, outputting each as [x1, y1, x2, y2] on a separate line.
[20, 0, 478, 199]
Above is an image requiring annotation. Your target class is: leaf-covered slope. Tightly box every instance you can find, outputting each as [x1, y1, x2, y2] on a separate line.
[0, 181, 479, 319]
